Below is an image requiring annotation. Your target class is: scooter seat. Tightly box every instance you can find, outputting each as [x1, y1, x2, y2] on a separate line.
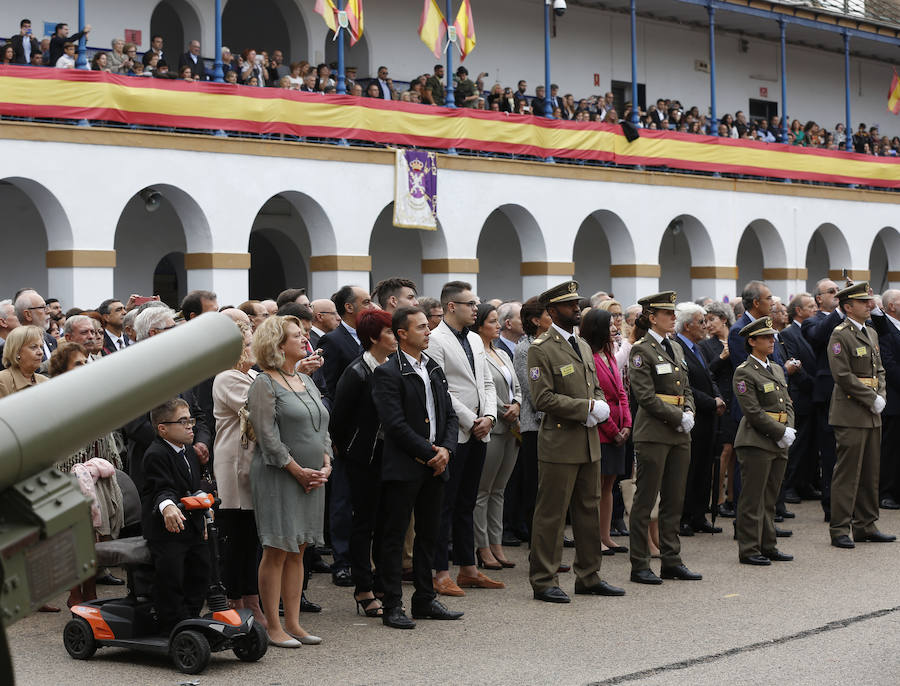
[94, 536, 152, 568]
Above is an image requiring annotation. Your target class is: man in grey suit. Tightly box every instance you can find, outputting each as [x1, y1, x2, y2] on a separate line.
[427, 281, 503, 596]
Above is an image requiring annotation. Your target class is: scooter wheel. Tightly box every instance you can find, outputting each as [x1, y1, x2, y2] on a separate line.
[170, 629, 211, 674]
[63, 618, 97, 659]
[233, 622, 268, 662]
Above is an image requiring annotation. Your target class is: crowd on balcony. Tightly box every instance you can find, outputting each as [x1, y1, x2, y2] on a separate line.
[3, 17, 899, 156]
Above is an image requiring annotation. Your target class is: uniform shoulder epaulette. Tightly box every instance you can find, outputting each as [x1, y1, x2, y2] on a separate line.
[737, 360, 750, 370]
[533, 331, 549, 345]
[835, 322, 849, 331]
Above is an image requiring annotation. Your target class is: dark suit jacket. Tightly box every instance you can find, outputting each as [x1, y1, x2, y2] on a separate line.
[101, 330, 131, 355]
[879, 319, 900, 415]
[308, 329, 322, 350]
[801, 309, 843, 403]
[373, 351, 458, 483]
[318, 323, 362, 402]
[331, 355, 381, 464]
[140, 437, 204, 543]
[496, 336, 517, 361]
[780, 322, 816, 415]
[676, 336, 721, 418]
[699, 336, 734, 412]
[43, 331, 58, 361]
[178, 52, 207, 80]
[10, 34, 40, 64]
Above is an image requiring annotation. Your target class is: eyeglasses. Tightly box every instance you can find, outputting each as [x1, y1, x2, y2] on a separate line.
[151, 324, 177, 332]
[27, 304, 49, 311]
[822, 288, 838, 295]
[451, 301, 478, 308]
[160, 417, 196, 428]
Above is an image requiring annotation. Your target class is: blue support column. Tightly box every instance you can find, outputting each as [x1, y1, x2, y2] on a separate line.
[708, 3, 717, 134]
[213, 0, 224, 82]
[445, 0, 456, 108]
[779, 19, 788, 142]
[843, 31, 852, 152]
[75, 0, 87, 69]
[630, 0, 638, 124]
[336, 0, 347, 95]
[544, 0, 553, 118]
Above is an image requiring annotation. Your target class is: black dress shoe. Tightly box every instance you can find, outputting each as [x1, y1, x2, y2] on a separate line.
[383, 607, 416, 629]
[739, 554, 771, 566]
[574, 580, 625, 596]
[763, 549, 794, 562]
[776, 507, 795, 519]
[678, 523, 695, 537]
[660, 564, 702, 581]
[602, 548, 615, 556]
[831, 535, 855, 549]
[691, 519, 722, 534]
[310, 558, 333, 574]
[783, 488, 802, 504]
[563, 535, 575, 548]
[799, 486, 822, 500]
[557, 563, 571, 573]
[718, 502, 736, 518]
[855, 530, 897, 543]
[630, 569, 663, 585]
[502, 532, 522, 547]
[533, 586, 571, 603]
[411, 599, 463, 620]
[609, 545, 628, 553]
[775, 527, 792, 537]
[332, 567, 353, 587]
[774, 514, 784, 523]
[611, 518, 629, 536]
[96, 572, 125, 586]
[880, 498, 900, 510]
[300, 592, 322, 613]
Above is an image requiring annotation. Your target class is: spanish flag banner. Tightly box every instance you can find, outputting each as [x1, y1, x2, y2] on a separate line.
[1, 67, 899, 188]
[889, 69, 900, 115]
[453, 0, 476, 61]
[419, 0, 448, 58]
[346, 0, 364, 46]
[315, 0, 338, 32]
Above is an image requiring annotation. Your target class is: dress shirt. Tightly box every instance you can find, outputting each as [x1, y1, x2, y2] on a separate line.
[403, 350, 436, 442]
[647, 328, 665, 344]
[749, 353, 769, 369]
[341, 320, 361, 346]
[677, 333, 705, 367]
[845, 317, 865, 332]
[106, 329, 126, 350]
[157, 439, 192, 514]
[446, 321, 476, 377]
[378, 78, 391, 99]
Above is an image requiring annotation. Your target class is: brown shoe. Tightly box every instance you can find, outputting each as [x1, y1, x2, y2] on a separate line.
[433, 576, 466, 597]
[457, 571, 505, 589]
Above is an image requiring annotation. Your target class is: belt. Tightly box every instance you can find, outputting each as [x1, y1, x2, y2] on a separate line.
[656, 394, 684, 406]
[858, 377, 878, 389]
[765, 411, 788, 423]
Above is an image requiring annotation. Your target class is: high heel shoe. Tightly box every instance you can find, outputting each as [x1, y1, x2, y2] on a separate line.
[355, 596, 383, 617]
[495, 557, 516, 569]
[476, 550, 503, 571]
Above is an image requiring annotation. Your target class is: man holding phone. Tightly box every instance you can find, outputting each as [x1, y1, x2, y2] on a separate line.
[11, 19, 40, 65]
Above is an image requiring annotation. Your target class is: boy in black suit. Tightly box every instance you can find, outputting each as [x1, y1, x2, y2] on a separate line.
[141, 398, 210, 632]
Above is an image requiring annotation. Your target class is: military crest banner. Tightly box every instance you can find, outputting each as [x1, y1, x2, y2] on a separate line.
[393, 149, 437, 230]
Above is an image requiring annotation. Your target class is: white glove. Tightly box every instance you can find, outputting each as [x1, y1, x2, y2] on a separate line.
[679, 411, 695, 433]
[584, 414, 599, 428]
[590, 399, 611, 424]
[873, 395, 886, 415]
[777, 426, 796, 449]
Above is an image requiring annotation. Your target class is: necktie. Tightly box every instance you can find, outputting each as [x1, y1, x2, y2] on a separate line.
[116, 338, 124, 350]
[568, 335, 583, 361]
[662, 338, 674, 359]
[692, 344, 706, 368]
[179, 449, 191, 476]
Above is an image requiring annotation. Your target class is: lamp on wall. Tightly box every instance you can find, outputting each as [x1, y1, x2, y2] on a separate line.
[140, 188, 162, 213]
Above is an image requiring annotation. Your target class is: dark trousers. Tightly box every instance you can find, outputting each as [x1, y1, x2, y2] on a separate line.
[782, 412, 816, 493]
[380, 473, 444, 611]
[879, 415, 900, 500]
[347, 442, 385, 595]
[682, 417, 716, 524]
[149, 537, 210, 630]
[328, 453, 353, 570]
[434, 436, 486, 570]
[217, 509, 259, 598]
[814, 401, 837, 513]
[506, 431, 540, 540]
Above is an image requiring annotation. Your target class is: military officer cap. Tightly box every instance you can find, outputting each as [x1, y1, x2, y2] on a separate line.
[637, 291, 677, 311]
[739, 316, 777, 338]
[836, 281, 874, 303]
[538, 280, 581, 306]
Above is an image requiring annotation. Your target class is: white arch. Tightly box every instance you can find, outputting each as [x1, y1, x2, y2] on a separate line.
[479, 204, 547, 263]
[0, 177, 73, 249]
[576, 209, 636, 264]
[739, 219, 787, 269]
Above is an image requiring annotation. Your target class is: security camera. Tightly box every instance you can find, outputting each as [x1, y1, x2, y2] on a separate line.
[553, 0, 567, 16]
[140, 188, 161, 213]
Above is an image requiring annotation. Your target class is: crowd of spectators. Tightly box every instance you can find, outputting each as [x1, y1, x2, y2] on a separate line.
[3, 16, 899, 156]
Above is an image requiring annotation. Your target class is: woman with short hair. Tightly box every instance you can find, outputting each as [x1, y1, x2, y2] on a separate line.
[0, 325, 48, 397]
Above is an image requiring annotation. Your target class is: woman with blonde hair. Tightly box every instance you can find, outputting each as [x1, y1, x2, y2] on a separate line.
[248, 315, 331, 647]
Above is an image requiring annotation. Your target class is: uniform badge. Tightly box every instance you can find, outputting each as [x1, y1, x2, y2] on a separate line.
[632, 355, 642, 368]
[530, 367, 540, 380]
[831, 342, 842, 355]
[736, 380, 747, 394]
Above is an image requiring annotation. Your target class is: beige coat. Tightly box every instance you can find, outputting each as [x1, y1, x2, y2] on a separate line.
[0, 366, 49, 397]
[213, 368, 257, 509]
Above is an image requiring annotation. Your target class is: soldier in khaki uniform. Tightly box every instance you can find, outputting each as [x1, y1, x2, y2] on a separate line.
[827, 282, 894, 548]
[628, 292, 701, 584]
[732, 317, 796, 565]
[527, 281, 625, 603]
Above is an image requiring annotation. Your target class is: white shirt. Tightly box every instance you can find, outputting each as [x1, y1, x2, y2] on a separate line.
[846, 317, 865, 332]
[56, 54, 75, 69]
[189, 52, 198, 64]
[341, 320, 360, 347]
[647, 328, 665, 344]
[105, 328, 125, 350]
[551, 322, 576, 342]
[403, 350, 436, 443]
[310, 325, 325, 339]
[23, 35, 31, 62]
[750, 353, 769, 369]
[157, 440, 192, 514]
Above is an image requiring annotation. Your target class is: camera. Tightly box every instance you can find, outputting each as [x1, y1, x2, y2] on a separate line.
[553, 0, 567, 16]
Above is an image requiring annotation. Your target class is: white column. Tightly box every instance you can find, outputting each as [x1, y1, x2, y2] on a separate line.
[48, 267, 115, 310]
[311, 270, 372, 299]
[186, 269, 248, 306]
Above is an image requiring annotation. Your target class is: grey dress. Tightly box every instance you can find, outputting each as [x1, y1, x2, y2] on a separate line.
[248, 372, 332, 552]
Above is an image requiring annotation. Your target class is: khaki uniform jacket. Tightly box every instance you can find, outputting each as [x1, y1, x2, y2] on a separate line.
[828, 320, 886, 428]
[527, 328, 605, 464]
[732, 357, 794, 452]
[628, 334, 695, 445]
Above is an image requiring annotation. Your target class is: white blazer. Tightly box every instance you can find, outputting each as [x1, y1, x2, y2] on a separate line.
[427, 320, 497, 444]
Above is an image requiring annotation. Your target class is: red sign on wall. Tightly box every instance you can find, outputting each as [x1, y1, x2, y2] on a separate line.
[759, 87, 768, 98]
[124, 29, 141, 46]
[593, 73, 600, 87]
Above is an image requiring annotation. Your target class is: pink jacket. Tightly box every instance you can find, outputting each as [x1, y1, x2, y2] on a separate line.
[593, 351, 632, 443]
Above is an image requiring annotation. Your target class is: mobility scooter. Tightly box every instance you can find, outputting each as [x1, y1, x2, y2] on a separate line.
[63, 492, 267, 674]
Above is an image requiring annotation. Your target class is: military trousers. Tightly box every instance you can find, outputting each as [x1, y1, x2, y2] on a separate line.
[735, 446, 786, 558]
[529, 459, 604, 591]
[629, 441, 690, 571]
[830, 425, 881, 540]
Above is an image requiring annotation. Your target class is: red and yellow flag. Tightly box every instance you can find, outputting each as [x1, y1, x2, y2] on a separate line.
[315, 0, 337, 32]
[346, 0, 364, 46]
[419, 0, 448, 59]
[453, 0, 476, 61]
[889, 69, 900, 115]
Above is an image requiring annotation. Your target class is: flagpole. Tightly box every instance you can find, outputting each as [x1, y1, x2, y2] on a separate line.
[213, 0, 224, 82]
[543, 0, 553, 118]
[336, 0, 346, 94]
[843, 31, 852, 152]
[445, 0, 456, 108]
